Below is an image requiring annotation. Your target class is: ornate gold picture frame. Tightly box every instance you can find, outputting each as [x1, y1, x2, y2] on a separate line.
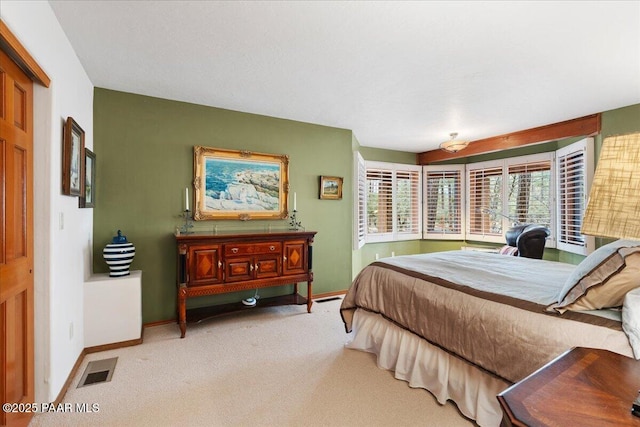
[319, 175, 343, 200]
[193, 146, 289, 220]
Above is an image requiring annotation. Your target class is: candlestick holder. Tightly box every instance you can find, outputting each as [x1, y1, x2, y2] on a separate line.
[289, 209, 302, 231]
[180, 210, 194, 234]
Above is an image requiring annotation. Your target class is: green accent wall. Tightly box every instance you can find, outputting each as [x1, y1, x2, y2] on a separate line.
[94, 89, 354, 323]
[358, 146, 417, 164]
[601, 103, 640, 137]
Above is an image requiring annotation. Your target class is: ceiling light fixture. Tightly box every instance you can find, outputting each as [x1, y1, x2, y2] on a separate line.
[439, 132, 470, 153]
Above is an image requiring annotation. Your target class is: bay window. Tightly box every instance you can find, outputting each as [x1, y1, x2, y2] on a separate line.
[356, 137, 592, 255]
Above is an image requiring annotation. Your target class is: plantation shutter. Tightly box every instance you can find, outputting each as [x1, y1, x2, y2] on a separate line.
[467, 163, 504, 239]
[354, 152, 366, 249]
[423, 165, 465, 240]
[507, 159, 552, 229]
[556, 138, 594, 255]
[396, 168, 422, 239]
[366, 167, 394, 240]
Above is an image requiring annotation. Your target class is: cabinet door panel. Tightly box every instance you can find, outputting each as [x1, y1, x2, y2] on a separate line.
[225, 256, 253, 282]
[283, 241, 307, 275]
[189, 245, 222, 286]
[255, 255, 281, 279]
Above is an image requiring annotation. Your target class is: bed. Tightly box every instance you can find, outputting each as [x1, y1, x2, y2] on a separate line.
[340, 246, 640, 426]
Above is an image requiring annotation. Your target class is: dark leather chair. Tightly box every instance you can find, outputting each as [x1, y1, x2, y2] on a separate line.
[504, 224, 550, 259]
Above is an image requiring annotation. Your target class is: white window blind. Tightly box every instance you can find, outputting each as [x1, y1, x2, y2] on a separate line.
[354, 152, 366, 250]
[467, 163, 504, 240]
[466, 154, 554, 244]
[396, 169, 421, 235]
[507, 158, 553, 243]
[556, 138, 594, 255]
[355, 142, 588, 254]
[366, 167, 393, 238]
[423, 165, 465, 239]
[363, 161, 422, 243]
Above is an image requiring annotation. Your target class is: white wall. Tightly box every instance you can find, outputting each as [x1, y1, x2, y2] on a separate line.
[1, 1, 94, 403]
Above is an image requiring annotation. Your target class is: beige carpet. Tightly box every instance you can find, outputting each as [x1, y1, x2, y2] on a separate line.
[30, 297, 474, 427]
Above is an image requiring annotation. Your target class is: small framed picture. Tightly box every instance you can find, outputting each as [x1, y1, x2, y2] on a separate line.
[62, 117, 85, 196]
[79, 148, 96, 208]
[319, 175, 343, 200]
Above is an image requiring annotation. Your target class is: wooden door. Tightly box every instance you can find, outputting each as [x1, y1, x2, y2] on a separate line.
[0, 48, 35, 427]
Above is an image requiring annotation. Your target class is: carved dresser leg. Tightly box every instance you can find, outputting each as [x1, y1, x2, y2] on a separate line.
[178, 284, 187, 338]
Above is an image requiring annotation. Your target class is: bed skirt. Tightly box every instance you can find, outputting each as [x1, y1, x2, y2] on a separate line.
[345, 309, 510, 427]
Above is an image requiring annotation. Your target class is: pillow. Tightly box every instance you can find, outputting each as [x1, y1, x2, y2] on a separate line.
[551, 252, 640, 312]
[549, 240, 640, 313]
[622, 287, 640, 359]
[556, 239, 640, 303]
[499, 245, 518, 256]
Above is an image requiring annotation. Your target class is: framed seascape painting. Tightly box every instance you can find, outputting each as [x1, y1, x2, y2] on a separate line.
[62, 117, 84, 196]
[193, 146, 289, 220]
[319, 175, 343, 200]
[79, 148, 96, 208]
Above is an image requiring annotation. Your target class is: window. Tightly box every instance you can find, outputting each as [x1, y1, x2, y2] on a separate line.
[396, 169, 421, 234]
[355, 139, 592, 253]
[507, 157, 554, 246]
[363, 160, 422, 243]
[353, 152, 366, 249]
[556, 138, 594, 255]
[467, 161, 504, 240]
[466, 153, 554, 244]
[423, 165, 465, 239]
[366, 166, 393, 236]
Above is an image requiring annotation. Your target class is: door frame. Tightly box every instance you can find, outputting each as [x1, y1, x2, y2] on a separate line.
[0, 21, 50, 88]
[0, 19, 50, 427]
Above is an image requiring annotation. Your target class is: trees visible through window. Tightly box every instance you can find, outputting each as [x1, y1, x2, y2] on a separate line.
[466, 155, 553, 244]
[424, 166, 464, 239]
[507, 160, 552, 228]
[366, 168, 393, 235]
[468, 164, 504, 237]
[357, 138, 592, 253]
[363, 161, 422, 243]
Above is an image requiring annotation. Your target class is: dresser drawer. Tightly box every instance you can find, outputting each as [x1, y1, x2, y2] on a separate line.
[224, 242, 281, 256]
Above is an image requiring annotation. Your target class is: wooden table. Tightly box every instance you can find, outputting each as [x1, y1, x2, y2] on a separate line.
[497, 347, 640, 427]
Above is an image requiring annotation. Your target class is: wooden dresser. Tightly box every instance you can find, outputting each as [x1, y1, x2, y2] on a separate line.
[175, 230, 316, 337]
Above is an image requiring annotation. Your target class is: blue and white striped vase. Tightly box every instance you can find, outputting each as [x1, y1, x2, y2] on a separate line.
[103, 230, 136, 277]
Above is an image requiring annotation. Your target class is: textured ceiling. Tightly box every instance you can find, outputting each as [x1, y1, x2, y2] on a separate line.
[49, 1, 640, 153]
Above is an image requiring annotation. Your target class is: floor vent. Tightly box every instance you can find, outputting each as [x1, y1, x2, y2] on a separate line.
[77, 357, 118, 388]
[315, 296, 341, 303]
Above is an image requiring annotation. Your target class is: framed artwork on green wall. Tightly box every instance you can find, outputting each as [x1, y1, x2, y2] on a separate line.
[193, 146, 289, 221]
[319, 175, 343, 200]
[79, 148, 95, 208]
